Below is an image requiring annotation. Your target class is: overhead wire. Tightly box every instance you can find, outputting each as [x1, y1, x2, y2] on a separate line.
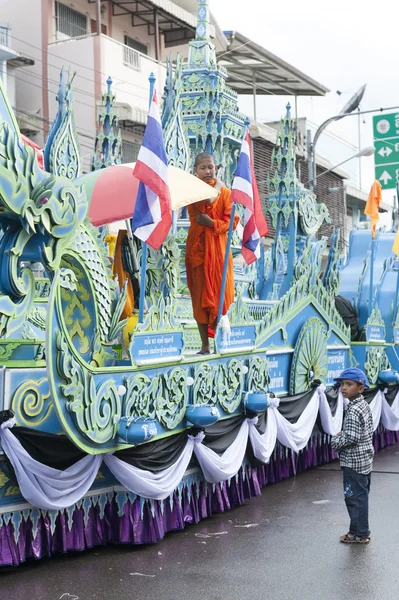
[8, 30, 289, 103]
[8, 32, 154, 100]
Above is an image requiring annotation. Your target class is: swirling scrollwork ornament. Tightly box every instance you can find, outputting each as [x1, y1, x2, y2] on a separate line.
[364, 347, 390, 385]
[124, 373, 157, 418]
[11, 378, 53, 427]
[298, 191, 331, 236]
[248, 356, 270, 392]
[56, 331, 121, 444]
[156, 367, 189, 429]
[193, 362, 215, 405]
[215, 359, 245, 413]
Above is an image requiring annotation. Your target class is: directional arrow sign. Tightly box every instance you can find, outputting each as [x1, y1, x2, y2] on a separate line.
[375, 164, 399, 190]
[379, 170, 392, 185]
[374, 139, 399, 165]
[378, 146, 392, 158]
[373, 113, 399, 188]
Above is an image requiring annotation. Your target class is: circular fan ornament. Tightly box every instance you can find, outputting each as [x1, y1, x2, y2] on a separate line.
[290, 317, 328, 394]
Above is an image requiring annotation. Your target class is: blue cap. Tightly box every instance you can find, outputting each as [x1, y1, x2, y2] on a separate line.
[334, 367, 369, 389]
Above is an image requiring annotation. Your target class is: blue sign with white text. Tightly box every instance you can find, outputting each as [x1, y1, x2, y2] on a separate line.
[268, 353, 290, 394]
[130, 331, 184, 364]
[326, 350, 347, 385]
[365, 325, 385, 343]
[216, 325, 256, 353]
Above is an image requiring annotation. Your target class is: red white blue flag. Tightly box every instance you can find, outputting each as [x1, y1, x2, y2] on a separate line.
[230, 132, 268, 264]
[132, 91, 172, 250]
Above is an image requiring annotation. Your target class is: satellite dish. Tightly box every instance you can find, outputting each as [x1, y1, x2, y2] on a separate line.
[338, 84, 367, 116]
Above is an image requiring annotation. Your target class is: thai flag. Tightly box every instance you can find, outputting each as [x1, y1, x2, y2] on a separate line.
[131, 91, 172, 250]
[230, 132, 268, 265]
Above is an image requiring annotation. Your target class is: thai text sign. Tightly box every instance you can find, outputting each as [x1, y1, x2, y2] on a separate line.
[326, 350, 347, 384]
[130, 331, 184, 364]
[267, 353, 290, 394]
[365, 325, 385, 343]
[216, 325, 256, 353]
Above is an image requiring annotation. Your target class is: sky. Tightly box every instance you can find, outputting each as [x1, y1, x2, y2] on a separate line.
[210, 0, 399, 204]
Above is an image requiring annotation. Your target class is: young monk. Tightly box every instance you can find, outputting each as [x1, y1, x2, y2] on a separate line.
[185, 153, 239, 354]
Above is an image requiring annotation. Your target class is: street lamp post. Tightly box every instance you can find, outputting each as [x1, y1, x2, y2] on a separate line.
[308, 102, 399, 191]
[305, 146, 375, 188]
[307, 85, 367, 191]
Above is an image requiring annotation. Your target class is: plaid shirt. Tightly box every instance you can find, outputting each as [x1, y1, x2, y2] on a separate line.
[331, 395, 374, 474]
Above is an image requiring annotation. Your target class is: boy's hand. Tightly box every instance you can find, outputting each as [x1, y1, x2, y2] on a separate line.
[196, 213, 213, 227]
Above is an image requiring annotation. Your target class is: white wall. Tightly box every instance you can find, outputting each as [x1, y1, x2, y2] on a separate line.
[52, 0, 166, 60]
[101, 35, 166, 114]
[5, 64, 16, 106]
[48, 34, 96, 172]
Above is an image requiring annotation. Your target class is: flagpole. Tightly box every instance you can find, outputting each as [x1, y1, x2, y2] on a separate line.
[368, 235, 375, 318]
[137, 73, 156, 324]
[217, 203, 237, 324]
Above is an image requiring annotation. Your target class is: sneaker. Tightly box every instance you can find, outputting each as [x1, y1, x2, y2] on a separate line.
[340, 533, 370, 544]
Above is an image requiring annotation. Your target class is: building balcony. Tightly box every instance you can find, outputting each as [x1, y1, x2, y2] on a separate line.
[0, 23, 19, 61]
[101, 34, 167, 122]
[48, 33, 167, 122]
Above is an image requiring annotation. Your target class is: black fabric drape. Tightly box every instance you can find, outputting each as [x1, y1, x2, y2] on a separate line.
[114, 432, 188, 472]
[363, 388, 379, 404]
[11, 427, 86, 470]
[324, 387, 339, 416]
[2, 383, 374, 476]
[277, 388, 316, 423]
[202, 415, 245, 455]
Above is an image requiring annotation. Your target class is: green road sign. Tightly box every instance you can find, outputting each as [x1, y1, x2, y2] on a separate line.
[374, 139, 399, 166]
[373, 113, 399, 140]
[375, 164, 399, 190]
[373, 113, 399, 189]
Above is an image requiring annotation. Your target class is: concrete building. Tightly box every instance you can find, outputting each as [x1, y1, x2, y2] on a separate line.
[0, 0, 215, 170]
[0, 22, 35, 125]
[0, 0, 331, 175]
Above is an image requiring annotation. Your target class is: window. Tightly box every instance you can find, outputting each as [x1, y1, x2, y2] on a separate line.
[55, 2, 87, 39]
[124, 35, 148, 56]
[122, 140, 141, 164]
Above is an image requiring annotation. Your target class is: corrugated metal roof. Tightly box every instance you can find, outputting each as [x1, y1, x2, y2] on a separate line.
[137, 0, 197, 28]
[220, 31, 329, 97]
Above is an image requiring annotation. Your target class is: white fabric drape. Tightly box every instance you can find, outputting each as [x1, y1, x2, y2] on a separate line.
[0, 419, 102, 510]
[318, 386, 344, 435]
[274, 390, 320, 452]
[104, 437, 196, 501]
[369, 390, 383, 431]
[248, 409, 278, 464]
[191, 420, 254, 484]
[1, 386, 397, 511]
[381, 389, 399, 431]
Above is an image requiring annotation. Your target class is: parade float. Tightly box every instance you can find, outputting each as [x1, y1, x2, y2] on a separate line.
[1, 0, 399, 567]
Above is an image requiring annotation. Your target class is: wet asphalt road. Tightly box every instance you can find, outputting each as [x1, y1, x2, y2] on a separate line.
[2, 445, 399, 600]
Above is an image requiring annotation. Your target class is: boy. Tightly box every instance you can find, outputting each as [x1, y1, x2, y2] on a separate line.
[331, 367, 374, 544]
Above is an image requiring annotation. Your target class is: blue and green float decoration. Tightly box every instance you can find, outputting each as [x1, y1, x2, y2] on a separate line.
[0, 0, 399, 566]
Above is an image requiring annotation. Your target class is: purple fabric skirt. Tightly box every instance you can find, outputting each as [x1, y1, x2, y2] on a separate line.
[1, 427, 398, 567]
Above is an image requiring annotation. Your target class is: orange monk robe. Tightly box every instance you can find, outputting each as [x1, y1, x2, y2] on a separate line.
[185, 183, 240, 329]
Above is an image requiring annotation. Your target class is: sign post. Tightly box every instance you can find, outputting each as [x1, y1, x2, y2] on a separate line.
[373, 113, 399, 190]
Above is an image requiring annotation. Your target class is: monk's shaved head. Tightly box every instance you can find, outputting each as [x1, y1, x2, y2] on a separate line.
[194, 152, 214, 167]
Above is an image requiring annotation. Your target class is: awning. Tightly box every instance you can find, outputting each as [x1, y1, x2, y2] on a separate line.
[99, 0, 203, 47]
[219, 31, 329, 97]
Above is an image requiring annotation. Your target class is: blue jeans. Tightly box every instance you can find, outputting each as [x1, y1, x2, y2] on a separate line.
[342, 467, 371, 537]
